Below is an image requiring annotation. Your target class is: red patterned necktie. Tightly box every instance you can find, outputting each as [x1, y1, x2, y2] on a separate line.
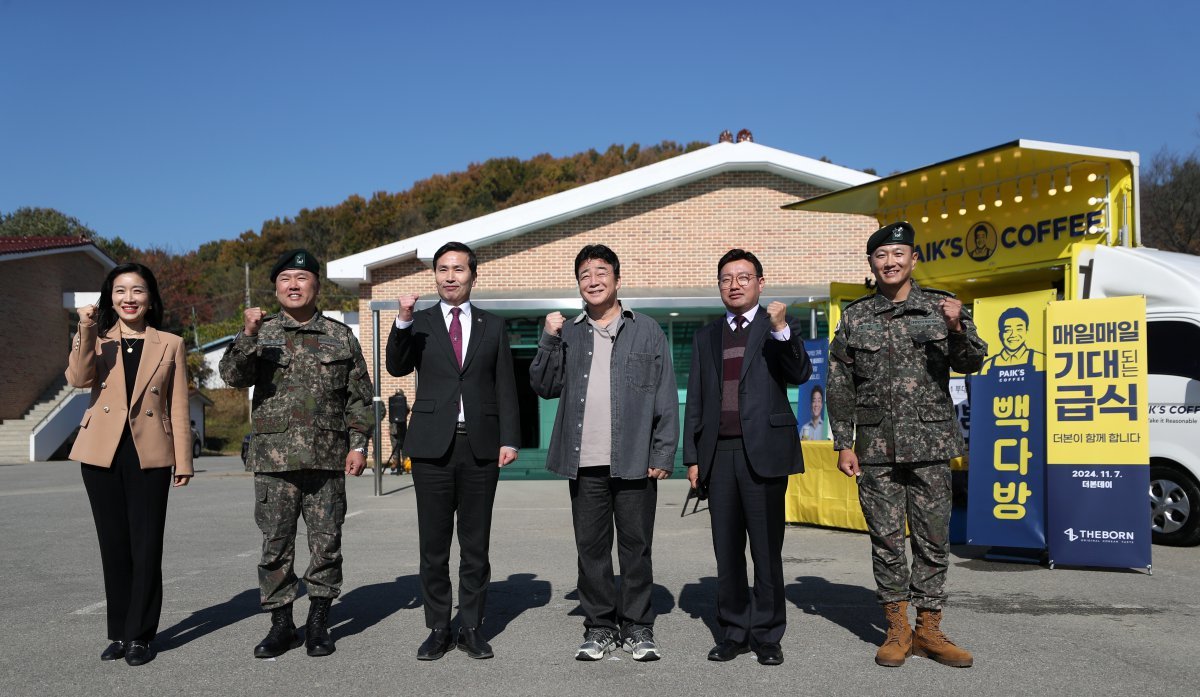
[449, 307, 463, 368]
[734, 315, 746, 332]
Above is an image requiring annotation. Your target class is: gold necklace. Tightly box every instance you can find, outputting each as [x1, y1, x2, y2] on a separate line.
[121, 335, 143, 354]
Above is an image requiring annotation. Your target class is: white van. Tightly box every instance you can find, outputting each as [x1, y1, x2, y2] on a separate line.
[1078, 245, 1200, 546]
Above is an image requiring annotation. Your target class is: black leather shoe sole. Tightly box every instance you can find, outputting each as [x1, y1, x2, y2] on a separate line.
[416, 646, 450, 661]
[100, 641, 126, 661]
[457, 642, 494, 659]
[707, 643, 750, 662]
[254, 633, 302, 659]
[124, 643, 154, 666]
[416, 632, 454, 661]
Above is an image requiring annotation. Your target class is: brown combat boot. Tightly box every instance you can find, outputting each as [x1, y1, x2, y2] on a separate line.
[913, 609, 973, 667]
[874, 601, 912, 667]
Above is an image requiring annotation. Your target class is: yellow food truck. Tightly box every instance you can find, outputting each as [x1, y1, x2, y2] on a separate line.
[781, 139, 1200, 546]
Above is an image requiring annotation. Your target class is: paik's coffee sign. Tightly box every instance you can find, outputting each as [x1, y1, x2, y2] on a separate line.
[913, 209, 1105, 274]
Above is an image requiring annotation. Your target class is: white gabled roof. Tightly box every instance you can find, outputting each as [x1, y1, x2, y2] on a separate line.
[328, 141, 877, 288]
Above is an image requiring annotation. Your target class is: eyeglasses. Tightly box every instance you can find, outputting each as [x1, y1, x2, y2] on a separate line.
[718, 273, 757, 289]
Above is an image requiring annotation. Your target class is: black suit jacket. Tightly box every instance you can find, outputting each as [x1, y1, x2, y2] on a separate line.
[385, 304, 520, 461]
[683, 308, 812, 481]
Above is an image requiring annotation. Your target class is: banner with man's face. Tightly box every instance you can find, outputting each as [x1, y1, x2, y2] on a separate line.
[798, 339, 829, 441]
[967, 289, 1055, 549]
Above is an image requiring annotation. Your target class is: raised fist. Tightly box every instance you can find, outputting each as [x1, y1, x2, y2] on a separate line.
[244, 307, 266, 336]
[77, 304, 97, 325]
[766, 301, 788, 331]
[938, 298, 963, 332]
[398, 294, 419, 322]
[544, 311, 565, 336]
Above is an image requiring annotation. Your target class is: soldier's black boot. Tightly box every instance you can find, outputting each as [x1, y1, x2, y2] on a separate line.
[254, 604, 302, 658]
[305, 597, 335, 657]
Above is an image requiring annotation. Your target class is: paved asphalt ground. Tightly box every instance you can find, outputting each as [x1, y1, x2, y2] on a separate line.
[3, 455, 1198, 697]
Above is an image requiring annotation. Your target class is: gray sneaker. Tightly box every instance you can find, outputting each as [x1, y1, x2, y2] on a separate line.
[575, 628, 619, 661]
[622, 625, 661, 661]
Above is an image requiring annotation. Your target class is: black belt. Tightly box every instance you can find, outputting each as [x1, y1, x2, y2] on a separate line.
[455, 422, 468, 435]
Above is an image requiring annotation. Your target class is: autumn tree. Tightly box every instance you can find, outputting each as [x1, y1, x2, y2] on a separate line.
[1141, 144, 1200, 255]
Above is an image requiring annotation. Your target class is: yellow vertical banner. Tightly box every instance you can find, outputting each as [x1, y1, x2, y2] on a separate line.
[1045, 296, 1151, 569]
[1045, 296, 1149, 465]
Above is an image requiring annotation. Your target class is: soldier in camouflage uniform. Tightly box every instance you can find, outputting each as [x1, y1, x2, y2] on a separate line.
[827, 222, 987, 669]
[219, 249, 374, 659]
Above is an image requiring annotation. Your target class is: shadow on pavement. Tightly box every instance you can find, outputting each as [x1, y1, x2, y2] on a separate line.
[331, 575, 422, 641]
[156, 588, 260, 652]
[482, 573, 552, 641]
[561, 581, 677, 626]
[785, 576, 884, 645]
[677, 576, 721, 642]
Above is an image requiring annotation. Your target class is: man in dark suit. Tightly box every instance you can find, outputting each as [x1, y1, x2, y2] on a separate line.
[385, 241, 520, 661]
[683, 248, 811, 666]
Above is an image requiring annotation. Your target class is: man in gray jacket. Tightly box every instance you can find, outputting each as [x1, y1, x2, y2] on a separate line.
[530, 244, 678, 662]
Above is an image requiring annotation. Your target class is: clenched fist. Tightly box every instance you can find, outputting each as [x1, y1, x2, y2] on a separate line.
[244, 307, 265, 336]
[767, 301, 788, 331]
[77, 304, 97, 325]
[938, 298, 963, 332]
[398, 293, 419, 322]
[544, 311, 565, 336]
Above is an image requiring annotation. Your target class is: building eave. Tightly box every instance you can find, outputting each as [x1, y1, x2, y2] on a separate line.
[328, 142, 877, 289]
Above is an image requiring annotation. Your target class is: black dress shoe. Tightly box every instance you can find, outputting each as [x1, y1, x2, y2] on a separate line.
[456, 627, 494, 659]
[416, 629, 454, 661]
[707, 639, 750, 662]
[100, 641, 127, 661]
[755, 642, 784, 665]
[124, 641, 153, 666]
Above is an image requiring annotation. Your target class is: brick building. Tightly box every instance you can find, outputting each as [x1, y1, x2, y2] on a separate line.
[328, 140, 879, 471]
[0, 237, 115, 421]
[0, 237, 115, 461]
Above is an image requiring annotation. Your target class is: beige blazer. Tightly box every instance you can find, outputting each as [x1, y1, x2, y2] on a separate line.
[66, 322, 194, 474]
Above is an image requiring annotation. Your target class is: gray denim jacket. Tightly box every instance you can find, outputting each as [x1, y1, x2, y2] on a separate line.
[529, 307, 679, 479]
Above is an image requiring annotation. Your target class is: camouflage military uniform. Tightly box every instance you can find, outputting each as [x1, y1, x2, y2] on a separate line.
[219, 312, 374, 609]
[827, 283, 987, 610]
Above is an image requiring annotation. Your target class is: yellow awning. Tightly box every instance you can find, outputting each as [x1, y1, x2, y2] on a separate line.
[783, 139, 1138, 222]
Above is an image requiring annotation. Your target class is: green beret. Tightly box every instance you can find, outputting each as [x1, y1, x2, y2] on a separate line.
[866, 222, 916, 255]
[270, 248, 321, 282]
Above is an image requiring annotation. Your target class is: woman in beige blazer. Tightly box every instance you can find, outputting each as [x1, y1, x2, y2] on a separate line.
[67, 262, 192, 667]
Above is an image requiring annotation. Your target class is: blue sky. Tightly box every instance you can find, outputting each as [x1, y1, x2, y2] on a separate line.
[2, 0, 1197, 252]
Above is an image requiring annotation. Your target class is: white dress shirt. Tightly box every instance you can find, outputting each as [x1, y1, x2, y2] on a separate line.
[395, 301, 472, 423]
[724, 304, 791, 340]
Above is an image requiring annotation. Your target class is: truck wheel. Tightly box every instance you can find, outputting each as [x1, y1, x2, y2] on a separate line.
[1150, 462, 1200, 546]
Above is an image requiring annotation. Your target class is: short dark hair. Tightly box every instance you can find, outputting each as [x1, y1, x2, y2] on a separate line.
[574, 244, 620, 280]
[810, 383, 824, 401]
[717, 248, 763, 278]
[998, 306, 1030, 334]
[97, 262, 165, 334]
[432, 242, 477, 275]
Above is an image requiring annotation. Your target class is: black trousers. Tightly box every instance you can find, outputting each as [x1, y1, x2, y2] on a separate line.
[411, 432, 499, 629]
[569, 467, 657, 631]
[81, 432, 172, 643]
[708, 438, 788, 646]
